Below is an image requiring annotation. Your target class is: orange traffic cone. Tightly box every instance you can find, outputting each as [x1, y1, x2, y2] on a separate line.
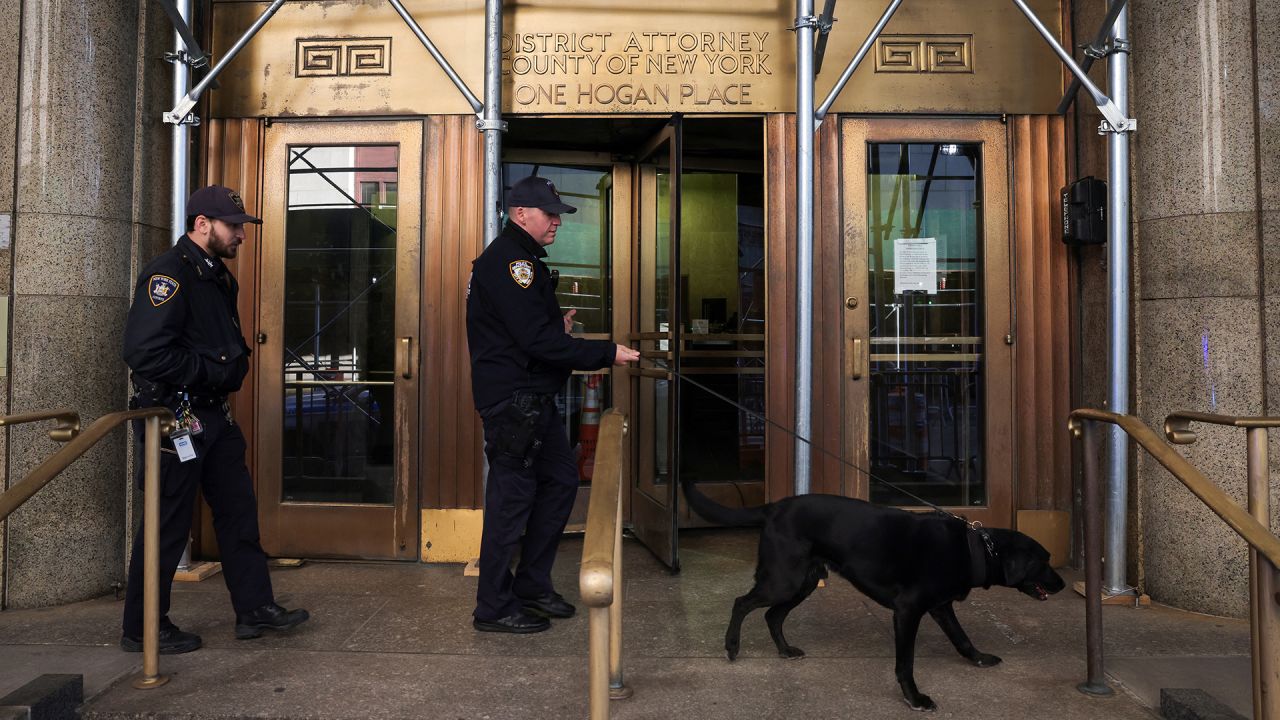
[577, 374, 602, 481]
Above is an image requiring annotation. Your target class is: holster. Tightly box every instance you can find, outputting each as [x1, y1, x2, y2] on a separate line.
[494, 392, 545, 465]
[129, 376, 174, 410]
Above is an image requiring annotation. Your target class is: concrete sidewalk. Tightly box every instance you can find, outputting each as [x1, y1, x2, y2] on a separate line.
[0, 529, 1252, 719]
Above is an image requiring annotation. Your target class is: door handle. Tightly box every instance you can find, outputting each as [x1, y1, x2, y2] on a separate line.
[400, 337, 414, 379]
[847, 337, 866, 380]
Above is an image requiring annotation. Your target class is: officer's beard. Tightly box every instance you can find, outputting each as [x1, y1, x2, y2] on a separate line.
[207, 224, 241, 259]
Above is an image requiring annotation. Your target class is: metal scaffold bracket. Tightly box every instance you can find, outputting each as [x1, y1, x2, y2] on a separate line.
[164, 49, 208, 70]
[161, 0, 286, 125]
[1009, 0, 1135, 135]
[155, 0, 209, 67]
[476, 117, 508, 132]
[790, 15, 824, 31]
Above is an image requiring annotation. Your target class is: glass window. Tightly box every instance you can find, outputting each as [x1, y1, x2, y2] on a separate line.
[866, 142, 985, 507]
[282, 145, 399, 504]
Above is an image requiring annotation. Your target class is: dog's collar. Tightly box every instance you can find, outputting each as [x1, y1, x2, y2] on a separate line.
[966, 522, 998, 589]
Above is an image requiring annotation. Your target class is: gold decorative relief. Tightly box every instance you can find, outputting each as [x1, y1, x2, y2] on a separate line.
[875, 35, 973, 74]
[877, 40, 922, 72]
[295, 38, 392, 78]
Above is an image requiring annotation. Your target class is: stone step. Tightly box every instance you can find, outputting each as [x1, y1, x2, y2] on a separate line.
[0, 675, 83, 720]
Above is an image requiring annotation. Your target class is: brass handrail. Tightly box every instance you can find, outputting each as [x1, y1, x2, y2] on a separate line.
[1069, 408, 1280, 719]
[1068, 409, 1280, 567]
[0, 409, 81, 443]
[0, 409, 173, 522]
[1162, 410, 1280, 720]
[0, 407, 175, 691]
[579, 409, 632, 719]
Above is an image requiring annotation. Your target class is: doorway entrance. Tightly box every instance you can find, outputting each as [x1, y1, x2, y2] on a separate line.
[503, 116, 767, 569]
[840, 118, 1014, 528]
[256, 120, 422, 560]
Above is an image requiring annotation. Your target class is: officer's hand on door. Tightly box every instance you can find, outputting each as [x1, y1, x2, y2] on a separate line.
[562, 309, 577, 333]
[614, 344, 640, 366]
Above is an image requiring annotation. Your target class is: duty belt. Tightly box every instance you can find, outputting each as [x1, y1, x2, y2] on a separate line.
[183, 393, 228, 408]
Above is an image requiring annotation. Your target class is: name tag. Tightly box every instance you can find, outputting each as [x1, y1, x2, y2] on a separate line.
[172, 430, 197, 463]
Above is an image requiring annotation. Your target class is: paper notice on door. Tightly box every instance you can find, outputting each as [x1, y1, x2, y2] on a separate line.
[894, 237, 938, 295]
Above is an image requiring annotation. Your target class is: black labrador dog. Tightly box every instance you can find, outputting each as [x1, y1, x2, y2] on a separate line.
[682, 480, 1066, 711]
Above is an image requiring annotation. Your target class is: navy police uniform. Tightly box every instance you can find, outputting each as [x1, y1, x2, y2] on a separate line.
[467, 177, 615, 627]
[121, 185, 306, 650]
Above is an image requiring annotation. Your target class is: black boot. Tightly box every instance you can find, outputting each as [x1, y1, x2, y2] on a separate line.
[121, 624, 203, 654]
[235, 602, 310, 639]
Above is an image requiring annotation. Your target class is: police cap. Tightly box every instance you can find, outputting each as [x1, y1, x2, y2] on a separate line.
[187, 185, 263, 225]
[507, 176, 577, 215]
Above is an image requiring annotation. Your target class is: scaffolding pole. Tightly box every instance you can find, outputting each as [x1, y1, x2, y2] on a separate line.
[794, 0, 816, 495]
[166, 0, 193, 238]
[481, 0, 506, 245]
[1103, 0, 1132, 596]
[1009, 0, 1135, 594]
[164, 0, 286, 124]
[814, 0, 902, 125]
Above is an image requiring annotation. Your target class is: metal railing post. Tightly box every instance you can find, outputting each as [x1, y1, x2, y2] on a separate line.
[1247, 427, 1279, 719]
[581, 410, 631, 718]
[132, 415, 169, 689]
[1076, 419, 1112, 696]
[609, 423, 632, 700]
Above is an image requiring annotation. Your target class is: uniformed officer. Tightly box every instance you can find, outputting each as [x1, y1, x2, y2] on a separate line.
[467, 175, 640, 633]
[120, 185, 309, 654]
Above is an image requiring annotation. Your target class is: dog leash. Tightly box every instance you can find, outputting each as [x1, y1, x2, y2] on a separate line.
[641, 358, 997, 548]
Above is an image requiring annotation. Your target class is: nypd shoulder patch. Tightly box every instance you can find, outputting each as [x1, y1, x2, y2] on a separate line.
[148, 274, 180, 307]
[509, 260, 534, 289]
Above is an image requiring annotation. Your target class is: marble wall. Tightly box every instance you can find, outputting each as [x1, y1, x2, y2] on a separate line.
[2, 0, 172, 609]
[1130, 0, 1272, 618]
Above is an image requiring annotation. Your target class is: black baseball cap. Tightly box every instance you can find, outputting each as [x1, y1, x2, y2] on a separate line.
[186, 184, 262, 225]
[506, 176, 577, 215]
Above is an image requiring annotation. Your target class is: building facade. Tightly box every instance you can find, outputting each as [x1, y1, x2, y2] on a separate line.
[0, 0, 1274, 619]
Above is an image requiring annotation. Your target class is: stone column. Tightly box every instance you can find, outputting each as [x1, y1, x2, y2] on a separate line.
[0, 0, 20, 605]
[1131, 0, 1270, 618]
[1, 0, 165, 609]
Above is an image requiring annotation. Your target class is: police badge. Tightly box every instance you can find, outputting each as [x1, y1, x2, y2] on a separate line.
[148, 274, 180, 306]
[509, 260, 534, 288]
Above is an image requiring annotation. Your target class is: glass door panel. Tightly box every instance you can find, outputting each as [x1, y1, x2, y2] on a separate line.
[841, 118, 1013, 528]
[675, 167, 766, 500]
[501, 163, 613, 487]
[282, 145, 397, 504]
[258, 121, 421, 559]
[866, 142, 984, 507]
[631, 121, 681, 569]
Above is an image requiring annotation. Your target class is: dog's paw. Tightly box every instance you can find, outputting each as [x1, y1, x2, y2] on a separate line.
[971, 652, 1002, 668]
[904, 694, 937, 712]
[724, 642, 740, 662]
[778, 645, 806, 660]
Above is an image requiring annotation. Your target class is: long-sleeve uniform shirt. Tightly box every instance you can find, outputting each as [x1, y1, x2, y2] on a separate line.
[123, 235, 251, 398]
[466, 222, 615, 410]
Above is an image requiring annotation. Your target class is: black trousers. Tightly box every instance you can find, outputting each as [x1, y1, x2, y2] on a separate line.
[474, 396, 578, 621]
[122, 404, 274, 637]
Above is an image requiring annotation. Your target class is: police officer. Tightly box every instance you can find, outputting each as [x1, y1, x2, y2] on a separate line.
[120, 185, 309, 654]
[467, 176, 640, 633]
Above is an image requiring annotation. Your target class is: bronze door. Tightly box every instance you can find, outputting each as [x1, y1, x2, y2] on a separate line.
[257, 121, 421, 559]
[630, 119, 682, 569]
[841, 118, 1014, 528]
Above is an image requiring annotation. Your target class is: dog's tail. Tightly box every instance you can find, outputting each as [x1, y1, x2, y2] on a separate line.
[681, 478, 767, 527]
